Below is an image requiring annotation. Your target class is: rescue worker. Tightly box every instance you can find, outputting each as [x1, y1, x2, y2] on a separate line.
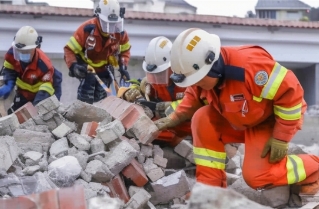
[117, 36, 192, 146]
[64, 0, 131, 104]
[0, 26, 62, 114]
[154, 28, 319, 195]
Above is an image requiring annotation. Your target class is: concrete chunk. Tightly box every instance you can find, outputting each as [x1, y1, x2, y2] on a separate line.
[13, 129, 55, 153]
[141, 144, 153, 157]
[104, 140, 138, 176]
[49, 137, 69, 157]
[85, 160, 114, 183]
[174, 140, 195, 164]
[187, 183, 272, 209]
[0, 136, 19, 171]
[0, 114, 20, 136]
[35, 95, 60, 115]
[147, 167, 165, 182]
[153, 155, 168, 168]
[129, 115, 159, 144]
[96, 119, 125, 145]
[23, 151, 43, 163]
[90, 138, 105, 154]
[67, 133, 90, 151]
[64, 100, 112, 132]
[125, 188, 151, 209]
[52, 123, 72, 138]
[149, 170, 190, 205]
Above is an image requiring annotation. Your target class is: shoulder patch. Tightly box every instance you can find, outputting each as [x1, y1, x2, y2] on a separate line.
[37, 59, 49, 74]
[83, 24, 96, 33]
[254, 70, 268, 86]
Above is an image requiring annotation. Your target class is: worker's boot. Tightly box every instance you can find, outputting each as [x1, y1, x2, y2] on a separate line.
[299, 178, 319, 195]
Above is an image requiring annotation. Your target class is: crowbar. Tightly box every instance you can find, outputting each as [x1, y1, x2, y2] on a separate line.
[87, 65, 111, 93]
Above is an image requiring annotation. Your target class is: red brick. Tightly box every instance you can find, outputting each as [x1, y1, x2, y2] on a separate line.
[121, 159, 148, 187]
[103, 174, 130, 203]
[58, 185, 87, 209]
[98, 96, 124, 117]
[117, 105, 143, 129]
[14, 102, 38, 124]
[36, 189, 59, 209]
[81, 121, 99, 137]
[0, 196, 36, 209]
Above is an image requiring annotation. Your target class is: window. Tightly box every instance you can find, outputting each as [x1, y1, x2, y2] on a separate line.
[259, 10, 276, 19]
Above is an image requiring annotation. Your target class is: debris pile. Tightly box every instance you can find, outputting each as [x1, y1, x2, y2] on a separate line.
[0, 95, 318, 209]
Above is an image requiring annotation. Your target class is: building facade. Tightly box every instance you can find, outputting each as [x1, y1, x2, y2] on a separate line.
[0, 4, 319, 106]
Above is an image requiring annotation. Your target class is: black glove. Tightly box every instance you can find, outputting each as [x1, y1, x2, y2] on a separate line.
[69, 63, 87, 79]
[118, 65, 130, 80]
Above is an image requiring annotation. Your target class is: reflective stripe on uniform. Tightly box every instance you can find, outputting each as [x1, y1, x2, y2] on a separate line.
[39, 82, 55, 95]
[253, 96, 262, 102]
[193, 147, 226, 170]
[16, 78, 55, 95]
[165, 99, 183, 116]
[66, 36, 108, 68]
[4, 60, 14, 70]
[286, 155, 306, 184]
[274, 103, 302, 120]
[120, 42, 131, 52]
[260, 62, 288, 100]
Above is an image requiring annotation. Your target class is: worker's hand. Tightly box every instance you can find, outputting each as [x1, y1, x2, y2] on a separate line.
[69, 63, 87, 79]
[0, 80, 15, 99]
[155, 102, 172, 118]
[140, 77, 151, 96]
[154, 115, 181, 131]
[123, 88, 142, 102]
[261, 137, 288, 164]
[119, 65, 130, 81]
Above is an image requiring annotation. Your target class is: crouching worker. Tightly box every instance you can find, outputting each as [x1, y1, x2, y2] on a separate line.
[117, 36, 193, 146]
[0, 26, 62, 114]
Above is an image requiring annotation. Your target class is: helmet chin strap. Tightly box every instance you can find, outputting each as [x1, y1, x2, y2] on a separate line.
[207, 54, 225, 78]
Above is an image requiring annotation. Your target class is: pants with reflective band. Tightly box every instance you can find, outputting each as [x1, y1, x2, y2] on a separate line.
[192, 105, 319, 189]
[77, 72, 111, 104]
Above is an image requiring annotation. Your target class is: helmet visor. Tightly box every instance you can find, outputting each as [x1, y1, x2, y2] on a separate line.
[99, 18, 123, 34]
[12, 45, 34, 63]
[146, 70, 169, 85]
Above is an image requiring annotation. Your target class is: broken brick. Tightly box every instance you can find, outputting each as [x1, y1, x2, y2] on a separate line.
[81, 121, 99, 137]
[104, 175, 130, 203]
[14, 102, 38, 124]
[58, 185, 87, 209]
[122, 159, 148, 187]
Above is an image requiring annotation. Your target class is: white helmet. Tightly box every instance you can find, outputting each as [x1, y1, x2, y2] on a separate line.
[142, 36, 172, 74]
[12, 26, 41, 62]
[170, 28, 221, 87]
[95, 0, 124, 33]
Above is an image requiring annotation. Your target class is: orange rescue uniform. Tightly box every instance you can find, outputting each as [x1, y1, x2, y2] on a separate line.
[4, 47, 55, 101]
[170, 45, 319, 188]
[64, 18, 131, 73]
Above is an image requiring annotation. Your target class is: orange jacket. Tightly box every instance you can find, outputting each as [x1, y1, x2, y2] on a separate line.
[3, 47, 55, 101]
[150, 82, 186, 102]
[64, 18, 131, 73]
[171, 45, 306, 142]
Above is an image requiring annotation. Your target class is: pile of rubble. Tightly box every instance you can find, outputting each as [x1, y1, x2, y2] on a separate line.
[306, 105, 319, 116]
[0, 95, 319, 209]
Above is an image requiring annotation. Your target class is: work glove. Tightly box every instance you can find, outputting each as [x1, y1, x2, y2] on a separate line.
[140, 77, 151, 101]
[123, 88, 142, 102]
[69, 63, 87, 79]
[154, 115, 182, 131]
[261, 137, 288, 164]
[118, 65, 130, 81]
[0, 80, 15, 99]
[155, 102, 172, 118]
